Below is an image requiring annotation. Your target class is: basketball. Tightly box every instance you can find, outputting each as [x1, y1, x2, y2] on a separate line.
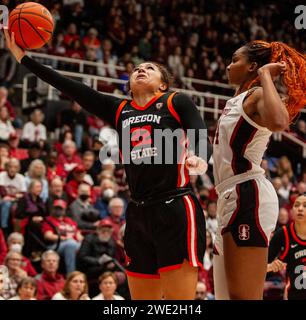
[9, 2, 54, 50]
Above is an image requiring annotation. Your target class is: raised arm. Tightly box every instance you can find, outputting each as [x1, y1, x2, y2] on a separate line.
[253, 62, 289, 132]
[4, 30, 121, 127]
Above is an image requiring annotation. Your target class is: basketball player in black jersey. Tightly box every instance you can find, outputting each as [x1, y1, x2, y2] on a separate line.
[4, 30, 212, 300]
[268, 194, 306, 300]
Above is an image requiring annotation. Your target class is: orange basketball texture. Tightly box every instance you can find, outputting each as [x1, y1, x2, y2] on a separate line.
[9, 2, 54, 50]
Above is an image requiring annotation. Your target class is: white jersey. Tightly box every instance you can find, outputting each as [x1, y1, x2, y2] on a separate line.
[213, 89, 272, 186]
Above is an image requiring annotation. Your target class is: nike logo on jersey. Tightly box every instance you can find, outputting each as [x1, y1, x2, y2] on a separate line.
[224, 192, 232, 200]
[291, 244, 298, 249]
[122, 110, 134, 114]
[165, 199, 174, 204]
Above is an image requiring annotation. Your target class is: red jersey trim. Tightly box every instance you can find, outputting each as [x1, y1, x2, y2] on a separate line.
[290, 222, 306, 246]
[115, 100, 128, 128]
[167, 92, 182, 125]
[279, 226, 290, 261]
[131, 92, 165, 110]
[125, 270, 160, 279]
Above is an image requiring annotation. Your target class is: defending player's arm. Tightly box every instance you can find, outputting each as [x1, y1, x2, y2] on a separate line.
[254, 62, 289, 132]
[267, 227, 287, 273]
[172, 93, 212, 174]
[4, 30, 120, 127]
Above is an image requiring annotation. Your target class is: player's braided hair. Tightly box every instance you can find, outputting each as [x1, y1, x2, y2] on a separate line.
[241, 40, 306, 122]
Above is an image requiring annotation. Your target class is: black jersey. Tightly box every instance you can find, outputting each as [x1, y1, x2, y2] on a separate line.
[269, 222, 306, 300]
[21, 56, 212, 200]
[116, 92, 193, 199]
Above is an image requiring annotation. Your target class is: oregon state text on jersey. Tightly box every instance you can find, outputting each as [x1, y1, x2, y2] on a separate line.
[115, 92, 190, 200]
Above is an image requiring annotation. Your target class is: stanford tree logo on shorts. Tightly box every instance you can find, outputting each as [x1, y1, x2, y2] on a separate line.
[238, 224, 250, 241]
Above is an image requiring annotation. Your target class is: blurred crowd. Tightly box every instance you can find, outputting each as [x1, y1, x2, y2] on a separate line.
[0, 0, 305, 301]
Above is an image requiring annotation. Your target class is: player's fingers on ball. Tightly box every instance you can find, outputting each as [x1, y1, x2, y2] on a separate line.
[11, 32, 16, 45]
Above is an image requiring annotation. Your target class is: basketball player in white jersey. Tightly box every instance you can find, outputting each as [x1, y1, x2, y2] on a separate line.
[212, 41, 306, 300]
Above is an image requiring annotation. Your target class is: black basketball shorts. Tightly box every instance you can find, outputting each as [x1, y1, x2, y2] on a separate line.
[123, 193, 206, 278]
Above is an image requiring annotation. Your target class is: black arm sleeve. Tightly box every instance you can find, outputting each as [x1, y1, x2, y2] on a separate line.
[21, 56, 122, 127]
[268, 228, 286, 263]
[172, 93, 213, 162]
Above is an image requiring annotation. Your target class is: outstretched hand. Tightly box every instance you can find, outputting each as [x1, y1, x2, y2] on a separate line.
[3, 29, 25, 63]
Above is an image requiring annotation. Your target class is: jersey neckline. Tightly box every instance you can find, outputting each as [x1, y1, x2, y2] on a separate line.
[131, 92, 165, 110]
[290, 222, 306, 246]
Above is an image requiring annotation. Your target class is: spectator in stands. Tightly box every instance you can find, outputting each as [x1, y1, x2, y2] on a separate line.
[294, 119, 306, 140]
[87, 114, 105, 138]
[0, 158, 26, 236]
[94, 178, 117, 219]
[261, 158, 272, 181]
[43, 199, 83, 274]
[102, 197, 125, 242]
[276, 208, 289, 230]
[8, 134, 28, 161]
[272, 177, 287, 208]
[46, 150, 66, 182]
[65, 164, 94, 203]
[195, 281, 208, 300]
[35, 250, 65, 300]
[7, 232, 37, 277]
[69, 183, 100, 231]
[92, 272, 124, 300]
[57, 140, 82, 174]
[21, 109, 47, 149]
[49, 33, 66, 57]
[0, 228, 7, 264]
[15, 180, 47, 258]
[0, 143, 9, 171]
[9, 277, 37, 300]
[59, 102, 87, 150]
[3, 251, 28, 299]
[77, 219, 125, 296]
[168, 46, 184, 78]
[297, 181, 306, 195]
[276, 156, 294, 182]
[0, 106, 15, 143]
[46, 177, 68, 214]
[83, 28, 101, 51]
[25, 159, 49, 202]
[138, 31, 152, 60]
[82, 151, 97, 185]
[278, 174, 292, 201]
[0, 87, 18, 126]
[20, 142, 44, 174]
[52, 271, 90, 300]
[64, 23, 80, 48]
[66, 39, 85, 60]
[54, 130, 74, 155]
